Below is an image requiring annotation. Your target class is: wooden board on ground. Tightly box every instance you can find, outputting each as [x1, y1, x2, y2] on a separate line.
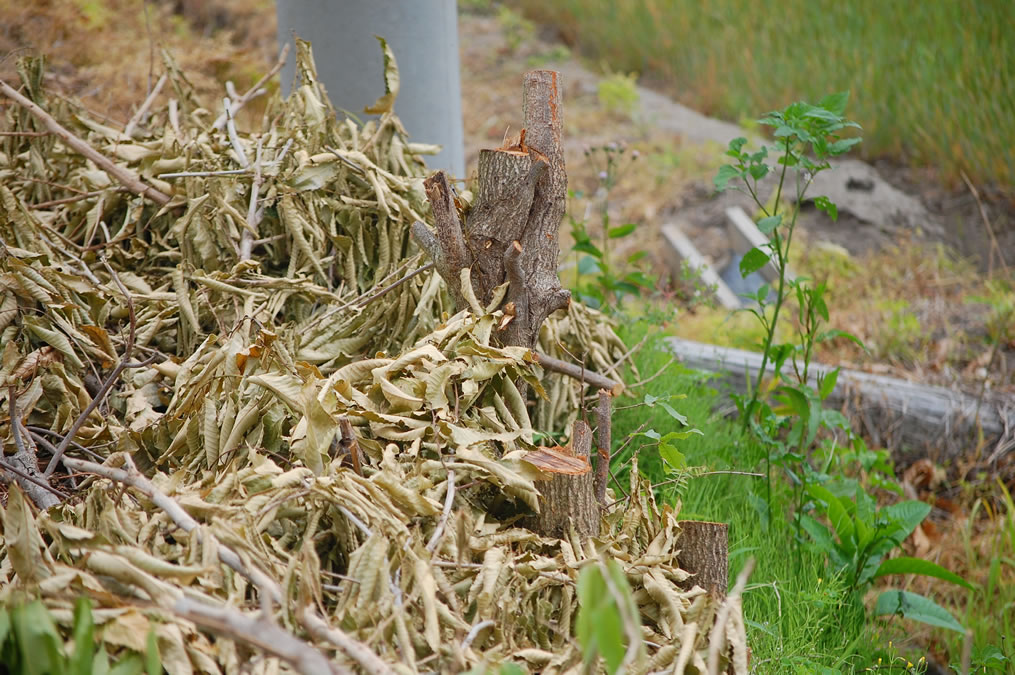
[667, 336, 1015, 460]
[661, 222, 741, 309]
[725, 206, 795, 283]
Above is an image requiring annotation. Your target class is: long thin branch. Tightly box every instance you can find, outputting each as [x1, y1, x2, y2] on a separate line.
[594, 390, 612, 505]
[298, 607, 394, 675]
[240, 135, 263, 261]
[357, 262, 434, 308]
[174, 596, 342, 675]
[3, 387, 62, 508]
[426, 469, 455, 553]
[123, 73, 167, 138]
[62, 453, 284, 604]
[44, 259, 137, 477]
[533, 351, 623, 395]
[0, 79, 171, 206]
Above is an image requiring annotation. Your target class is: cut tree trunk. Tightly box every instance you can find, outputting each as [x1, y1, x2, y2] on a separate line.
[412, 70, 604, 539]
[411, 69, 570, 349]
[521, 420, 598, 539]
[677, 520, 729, 600]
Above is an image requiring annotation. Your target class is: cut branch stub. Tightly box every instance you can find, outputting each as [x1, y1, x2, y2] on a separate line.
[410, 69, 570, 349]
[522, 419, 599, 539]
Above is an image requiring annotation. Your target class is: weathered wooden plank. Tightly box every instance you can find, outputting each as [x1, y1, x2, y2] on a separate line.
[660, 222, 741, 309]
[667, 336, 1014, 458]
[725, 206, 795, 283]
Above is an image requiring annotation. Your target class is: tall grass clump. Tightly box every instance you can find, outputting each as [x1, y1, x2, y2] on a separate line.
[513, 0, 1015, 189]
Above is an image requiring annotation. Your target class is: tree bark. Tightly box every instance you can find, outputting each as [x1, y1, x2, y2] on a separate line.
[410, 70, 570, 350]
[523, 420, 599, 539]
[412, 70, 606, 539]
[677, 520, 729, 600]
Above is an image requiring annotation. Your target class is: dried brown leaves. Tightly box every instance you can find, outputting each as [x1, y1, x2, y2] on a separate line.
[0, 43, 743, 673]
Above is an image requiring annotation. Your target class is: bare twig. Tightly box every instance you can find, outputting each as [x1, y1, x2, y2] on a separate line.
[123, 73, 167, 138]
[960, 170, 1009, 278]
[461, 620, 495, 652]
[426, 469, 455, 553]
[173, 596, 342, 675]
[223, 97, 249, 168]
[594, 390, 612, 505]
[960, 628, 973, 675]
[0, 457, 69, 501]
[28, 427, 104, 463]
[167, 98, 181, 137]
[211, 44, 290, 131]
[30, 188, 126, 210]
[337, 416, 363, 475]
[533, 351, 624, 395]
[158, 168, 248, 179]
[3, 387, 63, 508]
[44, 259, 138, 477]
[357, 262, 434, 308]
[240, 135, 263, 261]
[299, 607, 394, 675]
[62, 453, 284, 603]
[0, 130, 49, 136]
[0, 78, 171, 206]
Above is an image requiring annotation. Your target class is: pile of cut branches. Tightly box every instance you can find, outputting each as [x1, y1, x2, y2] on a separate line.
[0, 41, 746, 673]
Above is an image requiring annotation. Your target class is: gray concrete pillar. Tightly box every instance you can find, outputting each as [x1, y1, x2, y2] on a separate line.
[276, 0, 465, 179]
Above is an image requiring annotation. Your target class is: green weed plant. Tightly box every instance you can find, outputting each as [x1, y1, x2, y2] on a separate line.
[714, 94, 973, 636]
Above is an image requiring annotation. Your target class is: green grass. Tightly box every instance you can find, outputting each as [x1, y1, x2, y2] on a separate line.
[609, 321, 941, 672]
[513, 0, 1015, 189]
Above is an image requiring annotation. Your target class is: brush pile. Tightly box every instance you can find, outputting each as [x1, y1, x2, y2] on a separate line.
[0, 42, 745, 673]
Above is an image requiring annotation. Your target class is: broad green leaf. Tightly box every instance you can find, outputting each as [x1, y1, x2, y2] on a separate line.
[874, 557, 974, 590]
[829, 138, 861, 155]
[808, 484, 856, 551]
[748, 163, 769, 180]
[658, 442, 687, 470]
[658, 401, 688, 425]
[881, 500, 931, 541]
[818, 367, 840, 400]
[72, 597, 96, 675]
[813, 196, 838, 221]
[739, 247, 770, 277]
[756, 215, 782, 234]
[576, 564, 627, 673]
[714, 164, 742, 191]
[13, 601, 63, 675]
[109, 654, 144, 675]
[574, 241, 603, 258]
[874, 590, 964, 633]
[627, 250, 648, 263]
[776, 385, 809, 418]
[499, 665, 527, 675]
[816, 329, 867, 353]
[819, 91, 850, 116]
[726, 137, 748, 156]
[799, 513, 836, 555]
[144, 630, 160, 675]
[608, 223, 637, 238]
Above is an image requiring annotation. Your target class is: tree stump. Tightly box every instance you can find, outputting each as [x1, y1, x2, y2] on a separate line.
[677, 520, 729, 599]
[410, 69, 570, 348]
[411, 70, 602, 539]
